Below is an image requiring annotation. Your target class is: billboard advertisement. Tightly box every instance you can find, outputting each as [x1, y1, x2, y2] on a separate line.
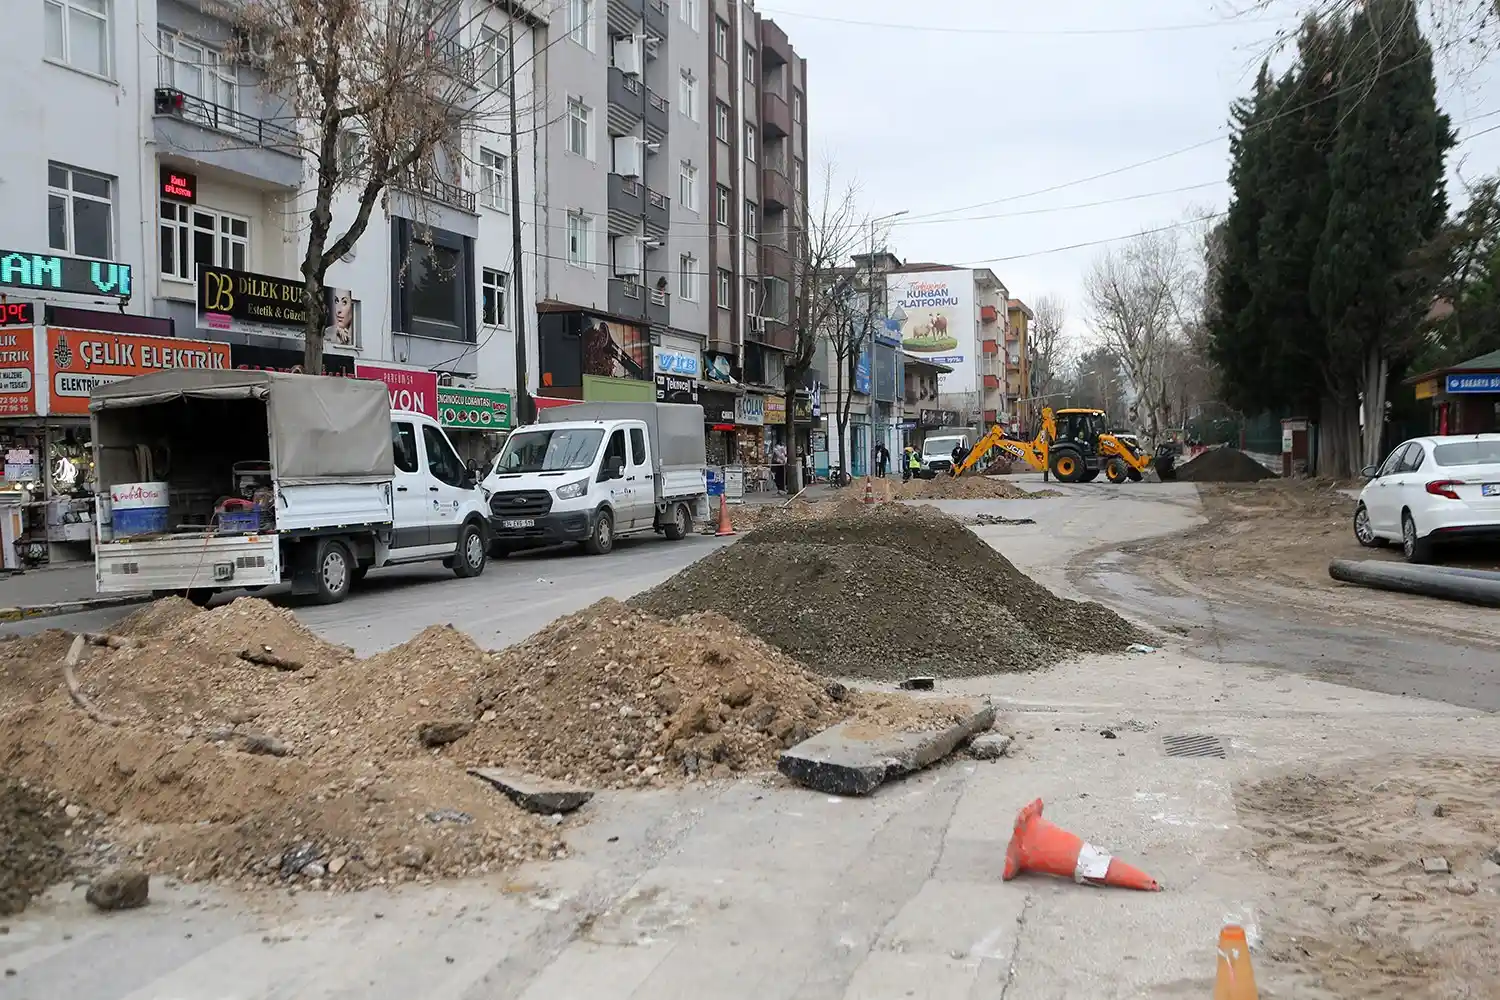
[886, 270, 974, 393]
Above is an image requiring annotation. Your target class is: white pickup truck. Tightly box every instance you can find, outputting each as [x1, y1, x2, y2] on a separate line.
[482, 401, 709, 556]
[91, 369, 490, 604]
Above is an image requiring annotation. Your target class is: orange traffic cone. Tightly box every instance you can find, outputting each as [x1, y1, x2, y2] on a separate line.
[1002, 799, 1160, 891]
[715, 495, 735, 537]
[863, 477, 875, 505]
[1213, 925, 1258, 999]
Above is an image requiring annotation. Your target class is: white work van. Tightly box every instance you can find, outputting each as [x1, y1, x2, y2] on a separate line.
[91, 370, 490, 605]
[481, 402, 709, 555]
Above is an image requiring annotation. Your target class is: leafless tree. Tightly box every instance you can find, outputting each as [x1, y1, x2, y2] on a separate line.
[783, 163, 868, 491]
[222, 0, 540, 373]
[1083, 224, 1204, 445]
[1027, 293, 1068, 423]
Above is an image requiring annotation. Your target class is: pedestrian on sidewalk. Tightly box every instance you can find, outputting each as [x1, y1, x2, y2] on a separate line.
[771, 441, 788, 493]
[874, 442, 889, 478]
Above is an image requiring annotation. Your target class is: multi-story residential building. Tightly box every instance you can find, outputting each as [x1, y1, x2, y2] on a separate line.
[1005, 299, 1033, 433]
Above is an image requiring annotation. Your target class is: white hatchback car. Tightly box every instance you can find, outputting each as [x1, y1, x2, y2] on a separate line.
[1354, 434, 1500, 562]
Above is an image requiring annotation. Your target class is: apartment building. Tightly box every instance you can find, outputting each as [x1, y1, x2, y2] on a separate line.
[1004, 299, 1033, 433]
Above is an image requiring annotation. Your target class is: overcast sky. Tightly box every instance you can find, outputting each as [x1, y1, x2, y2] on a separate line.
[760, 0, 1500, 342]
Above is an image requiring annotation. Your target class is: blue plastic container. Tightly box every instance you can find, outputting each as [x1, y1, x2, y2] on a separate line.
[113, 506, 170, 536]
[218, 509, 262, 533]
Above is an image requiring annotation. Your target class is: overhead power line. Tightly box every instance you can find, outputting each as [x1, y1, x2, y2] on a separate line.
[755, 7, 1293, 37]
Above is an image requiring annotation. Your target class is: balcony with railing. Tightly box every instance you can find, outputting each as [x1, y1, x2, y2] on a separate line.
[644, 186, 670, 231]
[425, 32, 479, 87]
[761, 90, 790, 138]
[645, 0, 671, 37]
[608, 66, 644, 115]
[152, 86, 303, 187]
[394, 168, 476, 214]
[762, 164, 794, 211]
[609, 278, 648, 322]
[648, 285, 670, 327]
[645, 87, 670, 137]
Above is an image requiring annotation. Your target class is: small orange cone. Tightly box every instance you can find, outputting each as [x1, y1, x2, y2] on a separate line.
[715, 495, 735, 537]
[1213, 925, 1258, 999]
[863, 477, 875, 504]
[1002, 799, 1160, 891]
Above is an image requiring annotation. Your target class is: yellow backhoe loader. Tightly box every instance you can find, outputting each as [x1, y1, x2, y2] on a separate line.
[952, 408, 1057, 477]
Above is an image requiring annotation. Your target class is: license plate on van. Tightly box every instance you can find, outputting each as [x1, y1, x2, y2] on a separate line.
[1483, 483, 1500, 497]
[501, 518, 535, 529]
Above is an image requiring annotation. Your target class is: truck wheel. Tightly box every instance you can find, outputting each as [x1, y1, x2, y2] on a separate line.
[584, 509, 615, 555]
[663, 502, 690, 541]
[1105, 458, 1128, 484]
[453, 522, 487, 578]
[1050, 451, 1086, 483]
[313, 538, 353, 604]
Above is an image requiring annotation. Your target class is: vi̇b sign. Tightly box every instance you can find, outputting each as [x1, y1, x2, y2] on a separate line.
[0, 250, 133, 299]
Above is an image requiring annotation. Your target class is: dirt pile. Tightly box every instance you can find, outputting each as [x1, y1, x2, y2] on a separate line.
[890, 476, 1055, 501]
[0, 598, 560, 893]
[0, 779, 72, 916]
[466, 599, 968, 787]
[1175, 446, 1276, 483]
[636, 504, 1143, 678]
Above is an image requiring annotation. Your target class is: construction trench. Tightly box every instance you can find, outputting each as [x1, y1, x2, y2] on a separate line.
[3, 467, 1499, 999]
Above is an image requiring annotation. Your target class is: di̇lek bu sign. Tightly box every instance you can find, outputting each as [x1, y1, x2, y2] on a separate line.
[0, 250, 133, 299]
[197, 263, 310, 334]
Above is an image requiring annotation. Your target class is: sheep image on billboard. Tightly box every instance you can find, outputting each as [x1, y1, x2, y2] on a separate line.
[887, 270, 974, 393]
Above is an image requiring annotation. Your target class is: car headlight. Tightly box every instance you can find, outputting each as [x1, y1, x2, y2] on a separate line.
[556, 478, 590, 500]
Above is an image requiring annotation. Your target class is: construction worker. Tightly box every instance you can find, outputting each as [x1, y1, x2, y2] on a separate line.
[951, 441, 966, 476]
[906, 446, 921, 482]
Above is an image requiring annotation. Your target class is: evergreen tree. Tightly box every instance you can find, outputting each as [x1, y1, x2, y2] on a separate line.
[1311, 0, 1454, 473]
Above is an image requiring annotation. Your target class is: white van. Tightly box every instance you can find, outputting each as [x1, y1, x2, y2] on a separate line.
[483, 402, 709, 555]
[91, 370, 490, 605]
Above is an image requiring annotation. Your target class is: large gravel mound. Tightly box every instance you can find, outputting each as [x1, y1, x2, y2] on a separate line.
[635, 504, 1143, 678]
[1176, 447, 1276, 483]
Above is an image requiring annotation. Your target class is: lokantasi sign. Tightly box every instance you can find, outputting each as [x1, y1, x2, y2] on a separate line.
[47, 329, 230, 415]
[438, 386, 511, 430]
[354, 362, 438, 418]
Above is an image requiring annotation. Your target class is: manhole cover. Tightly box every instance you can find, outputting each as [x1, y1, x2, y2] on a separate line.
[1162, 734, 1226, 759]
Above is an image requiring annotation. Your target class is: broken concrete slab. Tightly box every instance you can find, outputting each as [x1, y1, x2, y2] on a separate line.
[967, 732, 1014, 760]
[778, 701, 997, 796]
[468, 768, 593, 815]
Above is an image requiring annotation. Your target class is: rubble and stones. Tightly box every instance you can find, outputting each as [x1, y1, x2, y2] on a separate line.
[0, 779, 71, 916]
[85, 867, 150, 911]
[637, 504, 1143, 679]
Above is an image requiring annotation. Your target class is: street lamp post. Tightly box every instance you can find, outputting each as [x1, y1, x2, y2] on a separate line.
[865, 210, 907, 473]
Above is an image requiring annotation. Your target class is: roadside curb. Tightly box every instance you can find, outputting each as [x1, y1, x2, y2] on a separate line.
[0, 594, 153, 623]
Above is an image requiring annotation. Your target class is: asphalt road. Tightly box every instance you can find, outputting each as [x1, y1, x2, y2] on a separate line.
[0, 534, 731, 655]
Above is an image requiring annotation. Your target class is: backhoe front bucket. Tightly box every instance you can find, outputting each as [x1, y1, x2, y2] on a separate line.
[1154, 450, 1177, 482]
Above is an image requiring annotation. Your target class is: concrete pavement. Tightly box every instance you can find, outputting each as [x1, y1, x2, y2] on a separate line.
[5, 484, 1497, 998]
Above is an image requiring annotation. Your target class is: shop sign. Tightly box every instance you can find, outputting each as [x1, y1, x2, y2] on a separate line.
[792, 395, 813, 422]
[0, 330, 35, 416]
[918, 408, 960, 428]
[230, 343, 356, 375]
[0, 250, 132, 299]
[355, 361, 438, 418]
[47, 329, 230, 415]
[655, 372, 698, 404]
[160, 166, 197, 203]
[197, 265, 358, 347]
[653, 346, 700, 378]
[764, 395, 786, 425]
[1413, 378, 1437, 400]
[735, 393, 765, 426]
[0, 302, 35, 327]
[698, 388, 736, 423]
[438, 385, 511, 430]
[854, 348, 872, 395]
[1445, 372, 1500, 393]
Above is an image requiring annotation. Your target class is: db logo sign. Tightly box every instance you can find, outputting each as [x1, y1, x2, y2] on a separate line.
[201, 270, 235, 312]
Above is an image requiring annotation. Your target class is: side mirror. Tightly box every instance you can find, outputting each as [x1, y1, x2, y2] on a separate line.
[609, 457, 626, 479]
[1360, 465, 1379, 479]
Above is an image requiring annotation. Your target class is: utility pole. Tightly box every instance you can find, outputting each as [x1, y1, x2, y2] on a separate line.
[507, 10, 532, 426]
[866, 210, 906, 465]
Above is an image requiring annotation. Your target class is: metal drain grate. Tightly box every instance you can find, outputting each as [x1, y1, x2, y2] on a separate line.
[1162, 734, 1226, 759]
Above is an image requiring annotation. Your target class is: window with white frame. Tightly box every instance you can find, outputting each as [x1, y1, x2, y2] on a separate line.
[715, 184, 730, 225]
[713, 17, 728, 58]
[337, 129, 366, 175]
[743, 43, 756, 84]
[743, 123, 757, 162]
[714, 100, 730, 142]
[678, 161, 698, 212]
[158, 30, 238, 113]
[678, 253, 698, 301]
[481, 268, 509, 326]
[568, 0, 592, 48]
[744, 277, 759, 318]
[744, 199, 758, 240]
[567, 210, 592, 267]
[678, 70, 698, 122]
[717, 268, 731, 309]
[477, 25, 511, 91]
[678, 0, 698, 30]
[48, 163, 113, 259]
[566, 97, 592, 157]
[45, 0, 110, 77]
[793, 88, 803, 122]
[479, 147, 508, 211]
[159, 202, 248, 282]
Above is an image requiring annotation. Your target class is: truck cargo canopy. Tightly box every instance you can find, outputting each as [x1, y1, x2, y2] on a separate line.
[90, 369, 394, 485]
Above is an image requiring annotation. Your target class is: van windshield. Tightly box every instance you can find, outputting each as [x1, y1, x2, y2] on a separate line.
[493, 428, 605, 473]
[923, 437, 964, 459]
